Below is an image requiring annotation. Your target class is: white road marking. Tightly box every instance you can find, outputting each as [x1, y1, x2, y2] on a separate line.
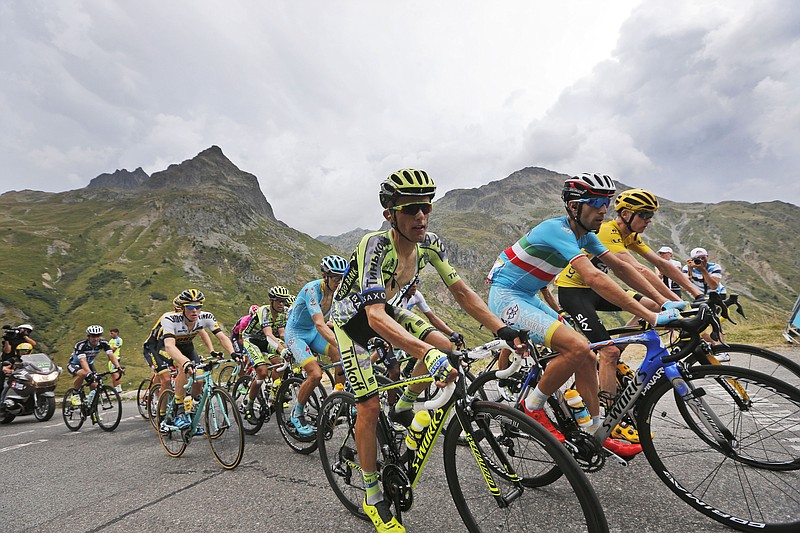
[0, 430, 35, 439]
[0, 439, 48, 453]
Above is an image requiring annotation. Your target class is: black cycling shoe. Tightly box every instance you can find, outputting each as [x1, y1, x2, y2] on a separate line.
[388, 406, 414, 428]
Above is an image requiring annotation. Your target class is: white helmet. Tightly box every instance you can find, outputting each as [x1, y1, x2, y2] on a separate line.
[86, 325, 104, 336]
[16, 324, 33, 332]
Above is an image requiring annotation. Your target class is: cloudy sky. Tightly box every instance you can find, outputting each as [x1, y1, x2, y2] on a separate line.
[1, 1, 798, 236]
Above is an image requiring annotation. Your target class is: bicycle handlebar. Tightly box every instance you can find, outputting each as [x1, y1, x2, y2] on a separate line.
[423, 381, 456, 410]
[660, 304, 719, 363]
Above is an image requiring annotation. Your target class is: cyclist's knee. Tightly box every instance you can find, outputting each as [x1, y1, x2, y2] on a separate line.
[425, 330, 450, 350]
[255, 364, 268, 379]
[597, 345, 621, 365]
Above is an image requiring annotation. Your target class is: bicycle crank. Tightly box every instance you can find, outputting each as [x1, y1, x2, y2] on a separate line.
[382, 463, 413, 513]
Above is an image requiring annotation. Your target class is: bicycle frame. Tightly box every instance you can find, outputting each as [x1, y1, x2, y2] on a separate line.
[586, 329, 740, 451]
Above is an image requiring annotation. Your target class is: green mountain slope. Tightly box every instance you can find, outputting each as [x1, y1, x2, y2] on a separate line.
[0, 147, 337, 371]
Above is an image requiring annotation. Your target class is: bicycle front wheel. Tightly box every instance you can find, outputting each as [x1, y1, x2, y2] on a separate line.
[689, 343, 800, 388]
[205, 387, 244, 469]
[62, 388, 85, 431]
[217, 362, 238, 393]
[147, 383, 162, 432]
[316, 391, 368, 521]
[275, 376, 326, 454]
[232, 375, 267, 435]
[96, 385, 122, 431]
[136, 378, 151, 419]
[637, 366, 800, 532]
[444, 401, 607, 533]
[156, 389, 187, 458]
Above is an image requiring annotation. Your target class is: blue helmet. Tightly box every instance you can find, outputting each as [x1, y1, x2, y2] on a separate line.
[320, 255, 348, 276]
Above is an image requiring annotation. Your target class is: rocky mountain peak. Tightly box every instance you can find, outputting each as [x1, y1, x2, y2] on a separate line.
[87, 167, 149, 190]
[144, 146, 275, 219]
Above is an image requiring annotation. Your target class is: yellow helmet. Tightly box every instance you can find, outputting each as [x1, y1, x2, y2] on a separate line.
[16, 342, 33, 354]
[614, 188, 659, 213]
[176, 288, 205, 307]
[379, 169, 436, 208]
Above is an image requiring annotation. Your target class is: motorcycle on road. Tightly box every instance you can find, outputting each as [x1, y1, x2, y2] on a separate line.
[1, 352, 62, 423]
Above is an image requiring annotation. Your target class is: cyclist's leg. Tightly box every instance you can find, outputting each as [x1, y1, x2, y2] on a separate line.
[333, 322, 403, 531]
[559, 286, 622, 408]
[389, 306, 443, 405]
[285, 330, 322, 434]
[242, 338, 268, 402]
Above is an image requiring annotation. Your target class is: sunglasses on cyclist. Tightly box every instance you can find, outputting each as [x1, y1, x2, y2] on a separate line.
[636, 211, 656, 220]
[184, 304, 203, 310]
[390, 202, 434, 215]
[580, 197, 611, 209]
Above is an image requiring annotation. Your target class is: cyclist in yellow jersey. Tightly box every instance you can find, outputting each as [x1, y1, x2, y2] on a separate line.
[331, 169, 527, 533]
[556, 188, 700, 438]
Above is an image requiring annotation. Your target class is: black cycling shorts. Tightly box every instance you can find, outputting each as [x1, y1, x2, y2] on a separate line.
[558, 286, 641, 343]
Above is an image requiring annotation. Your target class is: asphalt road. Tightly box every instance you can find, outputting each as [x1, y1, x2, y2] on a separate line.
[2, 346, 798, 533]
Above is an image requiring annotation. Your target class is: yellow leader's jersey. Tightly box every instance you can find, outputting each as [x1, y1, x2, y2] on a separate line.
[555, 219, 652, 289]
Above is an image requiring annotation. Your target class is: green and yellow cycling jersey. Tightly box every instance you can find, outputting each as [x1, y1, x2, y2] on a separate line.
[243, 305, 286, 341]
[555, 219, 652, 289]
[332, 229, 460, 327]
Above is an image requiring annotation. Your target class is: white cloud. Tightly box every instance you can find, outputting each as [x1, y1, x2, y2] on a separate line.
[520, 0, 800, 205]
[6, 1, 797, 236]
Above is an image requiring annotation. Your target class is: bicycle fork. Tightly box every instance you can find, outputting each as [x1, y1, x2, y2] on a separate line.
[454, 404, 523, 509]
[664, 364, 738, 452]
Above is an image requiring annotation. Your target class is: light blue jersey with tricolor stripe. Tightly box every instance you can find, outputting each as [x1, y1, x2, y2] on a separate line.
[486, 216, 608, 294]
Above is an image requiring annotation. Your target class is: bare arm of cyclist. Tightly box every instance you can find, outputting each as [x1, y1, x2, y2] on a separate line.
[311, 312, 338, 347]
[601, 250, 675, 305]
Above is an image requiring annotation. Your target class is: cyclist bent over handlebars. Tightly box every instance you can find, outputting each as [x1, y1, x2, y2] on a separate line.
[331, 169, 526, 533]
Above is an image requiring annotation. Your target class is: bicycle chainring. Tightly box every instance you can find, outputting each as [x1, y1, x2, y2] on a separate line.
[564, 430, 605, 472]
[381, 463, 413, 512]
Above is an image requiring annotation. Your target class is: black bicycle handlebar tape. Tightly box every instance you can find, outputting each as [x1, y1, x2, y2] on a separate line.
[661, 305, 712, 364]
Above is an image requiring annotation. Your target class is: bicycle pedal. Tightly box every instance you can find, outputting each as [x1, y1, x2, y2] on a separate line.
[603, 449, 629, 467]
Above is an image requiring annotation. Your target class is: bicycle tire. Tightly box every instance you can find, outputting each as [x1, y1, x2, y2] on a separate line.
[156, 389, 187, 458]
[688, 343, 800, 387]
[205, 387, 245, 469]
[62, 388, 85, 431]
[147, 383, 162, 432]
[444, 401, 607, 533]
[316, 391, 369, 521]
[136, 378, 151, 419]
[637, 365, 800, 532]
[217, 363, 238, 393]
[95, 385, 122, 431]
[275, 375, 326, 454]
[232, 375, 267, 435]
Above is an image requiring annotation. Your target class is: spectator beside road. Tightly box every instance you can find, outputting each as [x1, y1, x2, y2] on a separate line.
[682, 247, 726, 296]
[655, 246, 685, 298]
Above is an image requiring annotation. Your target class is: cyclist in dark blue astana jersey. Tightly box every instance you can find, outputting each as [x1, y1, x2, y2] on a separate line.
[487, 173, 681, 450]
[284, 259, 347, 436]
[331, 169, 526, 533]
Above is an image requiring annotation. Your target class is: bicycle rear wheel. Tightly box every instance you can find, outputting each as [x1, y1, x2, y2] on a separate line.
[316, 391, 368, 521]
[62, 388, 85, 431]
[275, 375, 326, 454]
[156, 389, 187, 458]
[637, 366, 800, 532]
[205, 387, 244, 469]
[232, 375, 267, 435]
[136, 378, 151, 419]
[96, 385, 122, 431]
[444, 401, 607, 533]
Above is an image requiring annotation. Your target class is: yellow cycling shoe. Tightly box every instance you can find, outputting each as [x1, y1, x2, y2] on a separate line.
[363, 498, 406, 532]
[611, 421, 640, 444]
